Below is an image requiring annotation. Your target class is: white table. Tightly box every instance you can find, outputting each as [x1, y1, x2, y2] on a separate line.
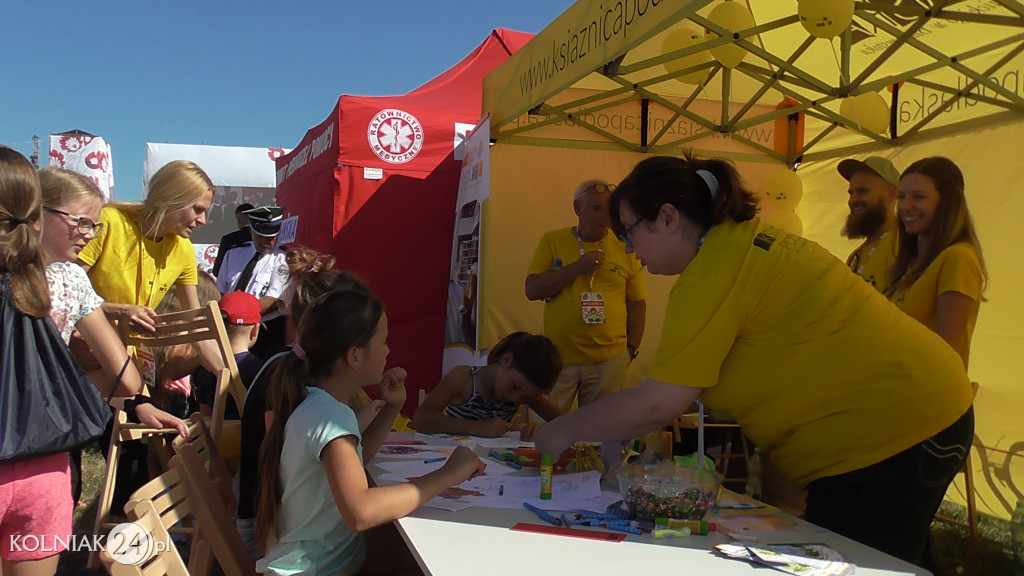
[369, 434, 929, 576]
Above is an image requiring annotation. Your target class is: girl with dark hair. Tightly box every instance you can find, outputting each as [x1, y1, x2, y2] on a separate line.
[413, 331, 564, 441]
[254, 290, 483, 574]
[236, 247, 369, 557]
[537, 153, 975, 567]
[886, 156, 987, 368]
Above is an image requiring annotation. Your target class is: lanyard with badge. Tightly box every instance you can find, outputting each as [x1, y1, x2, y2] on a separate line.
[575, 227, 605, 324]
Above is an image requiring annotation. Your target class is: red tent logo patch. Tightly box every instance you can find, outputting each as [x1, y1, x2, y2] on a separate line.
[367, 109, 424, 164]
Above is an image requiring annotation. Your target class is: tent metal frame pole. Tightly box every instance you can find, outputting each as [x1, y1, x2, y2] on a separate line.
[861, 11, 1024, 105]
[898, 42, 1024, 139]
[729, 36, 815, 124]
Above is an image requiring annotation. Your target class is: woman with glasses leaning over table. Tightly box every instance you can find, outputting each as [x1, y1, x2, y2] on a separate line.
[535, 154, 974, 568]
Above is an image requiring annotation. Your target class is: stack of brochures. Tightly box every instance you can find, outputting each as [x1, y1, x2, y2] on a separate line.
[715, 543, 855, 575]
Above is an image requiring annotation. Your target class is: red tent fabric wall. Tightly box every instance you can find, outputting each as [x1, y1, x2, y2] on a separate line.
[275, 29, 532, 416]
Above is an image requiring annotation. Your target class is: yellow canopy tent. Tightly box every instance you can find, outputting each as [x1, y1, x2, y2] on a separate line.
[478, 0, 1024, 519]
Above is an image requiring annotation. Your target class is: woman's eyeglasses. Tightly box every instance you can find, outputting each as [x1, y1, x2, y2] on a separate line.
[619, 219, 644, 250]
[44, 207, 104, 234]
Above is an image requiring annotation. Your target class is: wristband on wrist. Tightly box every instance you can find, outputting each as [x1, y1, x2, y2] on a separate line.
[124, 394, 154, 423]
[627, 345, 639, 360]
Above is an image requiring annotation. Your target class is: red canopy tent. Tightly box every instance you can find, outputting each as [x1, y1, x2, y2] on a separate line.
[275, 28, 533, 415]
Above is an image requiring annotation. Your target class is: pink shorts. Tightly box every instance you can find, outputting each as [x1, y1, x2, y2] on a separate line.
[0, 452, 73, 561]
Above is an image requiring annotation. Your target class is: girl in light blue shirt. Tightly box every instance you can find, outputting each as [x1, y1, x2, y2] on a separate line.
[255, 289, 484, 576]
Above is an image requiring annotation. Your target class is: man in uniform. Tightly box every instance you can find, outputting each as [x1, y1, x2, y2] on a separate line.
[525, 179, 647, 412]
[216, 205, 289, 358]
[838, 156, 900, 291]
[212, 202, 254, 277]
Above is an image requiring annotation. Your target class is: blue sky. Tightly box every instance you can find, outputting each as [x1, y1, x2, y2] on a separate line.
[2, 2, 573, 201]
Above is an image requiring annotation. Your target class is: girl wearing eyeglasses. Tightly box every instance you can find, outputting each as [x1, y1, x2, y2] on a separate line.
[536, 154, 974, 568]
[38, 167, 190, 502]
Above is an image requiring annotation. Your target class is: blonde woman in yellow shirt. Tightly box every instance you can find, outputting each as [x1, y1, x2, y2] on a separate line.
[885, 156, 987, 369]
[536, 154, 974, 568]
[77, 160, 214, 331]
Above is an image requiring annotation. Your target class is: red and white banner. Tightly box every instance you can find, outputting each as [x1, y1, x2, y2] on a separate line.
[48, 134, 116, 201]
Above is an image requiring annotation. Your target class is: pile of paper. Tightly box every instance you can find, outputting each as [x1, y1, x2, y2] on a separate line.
[715, 543, 855, 575]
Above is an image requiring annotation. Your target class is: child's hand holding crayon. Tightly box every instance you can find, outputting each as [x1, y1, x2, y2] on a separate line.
[476, 417, 511, 438]
[443, 446, 486, 482]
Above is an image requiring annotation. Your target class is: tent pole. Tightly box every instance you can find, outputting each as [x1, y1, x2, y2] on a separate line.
[640, 99, 649, 150]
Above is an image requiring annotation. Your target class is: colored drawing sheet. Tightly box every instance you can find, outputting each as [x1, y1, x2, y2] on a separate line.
[470, 432, 534, 449]
[375, 458, 515, 483]
[424, 470, 618, 512]
[373, 445, 452, 459]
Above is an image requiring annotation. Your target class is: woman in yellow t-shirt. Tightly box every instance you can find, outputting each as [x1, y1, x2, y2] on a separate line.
[536, 154, 974, 567]
[884, 156, 987, 369]
[77, 160, 214, 332]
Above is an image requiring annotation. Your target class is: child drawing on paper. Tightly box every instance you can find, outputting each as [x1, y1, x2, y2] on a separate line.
[255, 289, 485, 575]
[413, 332, 564, 441]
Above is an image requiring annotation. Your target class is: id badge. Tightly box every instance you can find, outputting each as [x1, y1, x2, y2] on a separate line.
[129, 344, 157, 391]
[581, 291, 605, 324]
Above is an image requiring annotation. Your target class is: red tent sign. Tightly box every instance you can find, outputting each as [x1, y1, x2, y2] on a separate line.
[275, 29, 534, 416]
[367, 109, 424, 164]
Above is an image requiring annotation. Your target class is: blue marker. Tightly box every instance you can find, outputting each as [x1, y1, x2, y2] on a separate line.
[523, 502, 560, 526]
[423, 457, 446, 464]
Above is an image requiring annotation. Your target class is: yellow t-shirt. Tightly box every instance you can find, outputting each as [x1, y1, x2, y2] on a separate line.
[78, 206, 198, 308]
[889, 243, 983, 368]
[527, 228, 646, 365]
[649, 219, 972, 487]
[845, 229, 897, 291]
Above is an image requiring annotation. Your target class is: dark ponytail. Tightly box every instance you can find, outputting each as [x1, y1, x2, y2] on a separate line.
[610, 153, 758, 236]
[255, 288, 383, 550]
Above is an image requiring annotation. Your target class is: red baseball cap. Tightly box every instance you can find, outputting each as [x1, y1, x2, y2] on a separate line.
[219, 291, 261, 325]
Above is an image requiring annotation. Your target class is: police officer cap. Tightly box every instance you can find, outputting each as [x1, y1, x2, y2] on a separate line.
[243, 205, 284, 237]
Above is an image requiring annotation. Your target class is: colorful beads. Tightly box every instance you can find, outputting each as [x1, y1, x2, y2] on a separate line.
[622, 484, 717, 520]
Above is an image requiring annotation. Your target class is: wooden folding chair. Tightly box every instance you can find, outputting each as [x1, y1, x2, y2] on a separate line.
[124, 464, 194, 539]
[171, 411, 237, 515]
[90, 302, 244, 569]
[127, 301, 247, 442]
[101, 500, 190, 576]
[174, 417, 257, 576]
[934, 381, 981, 539]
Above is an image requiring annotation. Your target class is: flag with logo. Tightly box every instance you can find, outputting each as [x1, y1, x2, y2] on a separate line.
[48, 131, 115, 201]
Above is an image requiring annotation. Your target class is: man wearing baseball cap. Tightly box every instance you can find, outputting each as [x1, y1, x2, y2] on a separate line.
[837, 156, 900, 291]
[215, 205, 290, 357]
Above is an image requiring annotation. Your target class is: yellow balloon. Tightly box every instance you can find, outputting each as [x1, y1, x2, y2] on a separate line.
[707, 2, 755, 68]
[839, 92, 890, 134]
[662, 26, 712, 85]
[798, 0, 855, 39]
[764, 168, 804, 211]
[765, 209, 804, 236]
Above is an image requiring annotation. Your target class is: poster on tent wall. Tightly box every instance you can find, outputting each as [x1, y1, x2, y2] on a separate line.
[442, 118, 490, 375]
[49, 134, 115, 201]
[144, 143, 289, 253]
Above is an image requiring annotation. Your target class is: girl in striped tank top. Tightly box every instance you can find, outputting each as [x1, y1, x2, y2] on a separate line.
[413, 332, 564, 441]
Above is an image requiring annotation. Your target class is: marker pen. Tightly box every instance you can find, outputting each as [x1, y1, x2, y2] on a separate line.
[423, 457, 446, 464]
